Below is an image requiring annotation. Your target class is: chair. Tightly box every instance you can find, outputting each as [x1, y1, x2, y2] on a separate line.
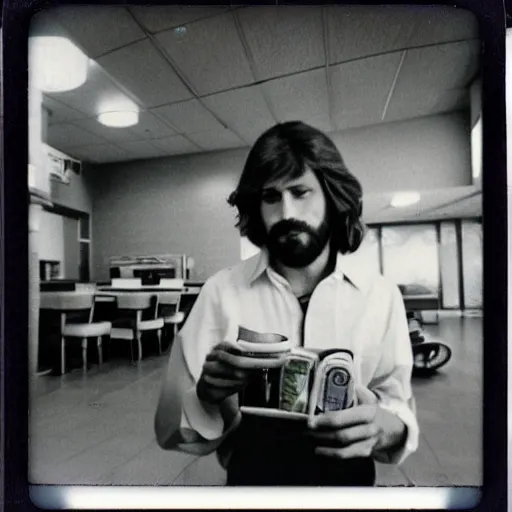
[111, 278, 142, 288]
[158, 279, 185, 342]
[59, 293, 112, 374]
[158, 280, 185, 348]
[110, 293, 164, 363]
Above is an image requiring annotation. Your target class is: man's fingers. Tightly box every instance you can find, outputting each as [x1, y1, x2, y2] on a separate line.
[355, 386, 379, 406]
[309, 423, 379, 445]
[203, 374, 245, 389]
[203, 360, 247, 380]
[309, 405, 377, 429]
[315, 436, 379, 459]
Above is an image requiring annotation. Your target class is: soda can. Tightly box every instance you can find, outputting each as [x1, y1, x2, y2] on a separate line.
[278, 349, 318, 413]
[309, 350, 355, 416]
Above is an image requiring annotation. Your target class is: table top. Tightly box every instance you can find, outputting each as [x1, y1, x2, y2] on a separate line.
[40, 286, 201, 309]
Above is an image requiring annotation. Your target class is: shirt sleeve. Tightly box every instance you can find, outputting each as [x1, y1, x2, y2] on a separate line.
[154, 277, 241, 457]
[369, 284, 420, 465]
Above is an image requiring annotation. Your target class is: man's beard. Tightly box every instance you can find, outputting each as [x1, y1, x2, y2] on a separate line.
[266, 218, 330, 268]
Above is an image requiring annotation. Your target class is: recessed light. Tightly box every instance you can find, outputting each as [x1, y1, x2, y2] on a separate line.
[390, 192, 421, 208]
[98, 111, 139, 128]
[29, 37, 88, 93]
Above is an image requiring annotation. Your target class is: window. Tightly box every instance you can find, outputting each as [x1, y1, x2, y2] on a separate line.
[381, 224, 439, 296]
[440, 221, 460, 308]
[461, 220, 482, 308]
[357, 227, 381, 275]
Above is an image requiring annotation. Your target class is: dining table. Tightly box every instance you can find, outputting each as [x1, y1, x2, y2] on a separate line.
[39, 284, 203, 375]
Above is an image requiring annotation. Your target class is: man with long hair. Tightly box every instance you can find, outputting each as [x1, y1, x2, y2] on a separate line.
[155, 121, 418, 486]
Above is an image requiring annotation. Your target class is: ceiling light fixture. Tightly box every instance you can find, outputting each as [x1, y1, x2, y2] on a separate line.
[29, 37, 89, 93]
[98, 111, 139, 128]
[390, 191, 421, 208]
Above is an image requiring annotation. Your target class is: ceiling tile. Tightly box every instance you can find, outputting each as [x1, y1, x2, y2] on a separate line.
[129, 6, 231, 34]
[150, 135, 201, 155]
[327, 5, 416, 65]
[116, 140, 169, 159]
[47, 123, 106, 149]
[54, 6, 146, 58]
[330, 53, 402, 130]
[97, 39, 193, 108]
[187, 128, 246, 152]
[405, 6, 479, 46]
[29, 8, 69, 38]
[384, 88, 469, 123]
[236, 6, 325, 80]
[151, 99, 225, 134]
[65, 143, 134, 163]
[42, 96, 88, 125]
[127, 111, 177, 140]
[202, 86, 276, 145]
[155, 12, 254, 96]
[393, 41, 480, 94]
[303, 114, 334, 134]
[261, 68, 329, 125]
[71, 117, 142, 143]
[46, 61, 139, 117]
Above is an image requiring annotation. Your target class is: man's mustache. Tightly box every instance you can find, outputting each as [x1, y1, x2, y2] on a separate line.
[269, 219, 316, 239]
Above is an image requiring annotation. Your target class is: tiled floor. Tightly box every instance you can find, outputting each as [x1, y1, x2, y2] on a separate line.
[29, 317, 482, 486]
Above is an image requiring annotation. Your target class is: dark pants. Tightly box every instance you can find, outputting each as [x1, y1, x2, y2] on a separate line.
[225, 415, 376, 486]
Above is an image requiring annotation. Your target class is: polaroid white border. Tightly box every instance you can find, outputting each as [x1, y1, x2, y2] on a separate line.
[29, 485, 482, 510]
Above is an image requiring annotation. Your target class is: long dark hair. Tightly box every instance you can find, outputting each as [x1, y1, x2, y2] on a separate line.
[227, 121, 366, 254]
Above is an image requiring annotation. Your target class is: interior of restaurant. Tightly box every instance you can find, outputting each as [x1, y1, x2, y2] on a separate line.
[28, 5, 482, 487]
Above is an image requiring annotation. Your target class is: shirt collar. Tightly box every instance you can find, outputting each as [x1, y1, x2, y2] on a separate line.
[244, 247, 370, 292]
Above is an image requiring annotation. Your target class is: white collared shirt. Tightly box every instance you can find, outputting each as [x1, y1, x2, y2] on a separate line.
[154, 248, 419, 466]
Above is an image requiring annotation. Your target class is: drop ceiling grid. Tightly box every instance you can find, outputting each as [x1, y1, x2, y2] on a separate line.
[45, 61, 139, 118]
[329, 53, 404, 131]
[124, 8, 253, 152]
[154, 12, 254, 97]
[64, 143, 135, 163]
[128, 6, 234, 35]
[46, 123, 109, 149]
[54, 6, 147, 59]
[186, 128, 247, 152]
[235, 6, 325, 81]
[261, 68, 330, 128]
[201, 85, 277, 145]
[96, 39, 194, 108]
[149, 134, 202, 154]
[150, 99, 226, 135]
[36, 5, 480, 163]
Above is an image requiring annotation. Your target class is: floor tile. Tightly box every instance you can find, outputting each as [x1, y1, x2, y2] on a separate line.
[29, 318, 482, 486]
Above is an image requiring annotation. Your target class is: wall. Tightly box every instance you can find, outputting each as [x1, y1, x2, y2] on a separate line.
[332, 112, 471, 192]
[88, 149, 246, 281]
[39, 210, 65, 274]
[63, 216, 79, 279]
[88, 112, 471, 282]
[50, 166, 93, 214]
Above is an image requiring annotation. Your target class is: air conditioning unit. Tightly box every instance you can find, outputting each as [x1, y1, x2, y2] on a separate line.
[44, 144, 82, 184]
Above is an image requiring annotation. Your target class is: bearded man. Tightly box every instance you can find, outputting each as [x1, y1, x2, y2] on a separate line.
[154, 121, 418, 486]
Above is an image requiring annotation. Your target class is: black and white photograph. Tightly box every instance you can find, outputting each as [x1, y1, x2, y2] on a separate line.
[26, 3, 485, 502]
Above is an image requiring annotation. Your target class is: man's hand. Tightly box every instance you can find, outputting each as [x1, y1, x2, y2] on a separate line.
[196, 342, 250, 405]
[307, 386, 407, 459]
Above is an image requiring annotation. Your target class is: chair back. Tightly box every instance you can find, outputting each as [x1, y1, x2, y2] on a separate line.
[159, 291, 181, 306]
[159, 278, 184, 289]
[41, 292, 94, 311]
[116, 293, 159, 324]
[112, 278, 142, 289]
[116, 293, 152, 310]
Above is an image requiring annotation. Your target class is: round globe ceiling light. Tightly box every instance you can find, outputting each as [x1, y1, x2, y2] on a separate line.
[98, 111, 139, 128]
[29, 37, 88, 93]
[390, 191, 421, 208]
